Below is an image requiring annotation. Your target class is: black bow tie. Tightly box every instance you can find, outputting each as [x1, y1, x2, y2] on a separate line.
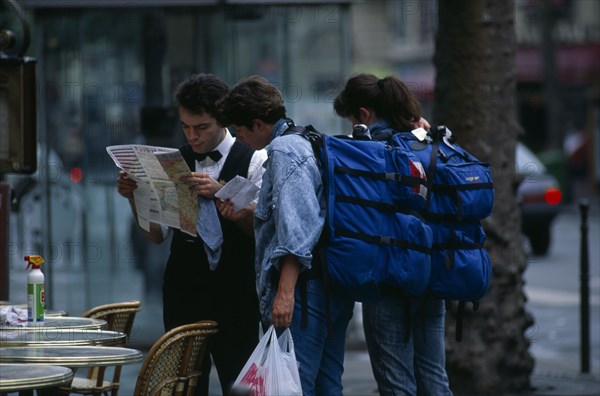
[193, 150, 222, 162]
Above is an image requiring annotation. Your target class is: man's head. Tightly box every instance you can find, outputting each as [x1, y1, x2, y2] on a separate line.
[174, 74, 228, 154]
[217, 75, 286, 150]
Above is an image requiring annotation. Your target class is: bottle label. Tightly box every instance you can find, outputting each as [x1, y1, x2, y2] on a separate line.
[27, 283, 45, 323]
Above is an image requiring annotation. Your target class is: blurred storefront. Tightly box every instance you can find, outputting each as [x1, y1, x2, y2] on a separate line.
[347, 0, 599, 199]
[5, 0, 351, 314]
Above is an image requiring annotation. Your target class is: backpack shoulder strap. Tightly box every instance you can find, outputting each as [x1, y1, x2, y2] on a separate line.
[283, 123, 323, 143]
[283, 122, 333, 336]
[282, 123, 324, 168]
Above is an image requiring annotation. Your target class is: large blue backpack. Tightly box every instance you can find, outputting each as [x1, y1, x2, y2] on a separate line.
[286, 125, 433, 302]
[389, 126, 493, 306]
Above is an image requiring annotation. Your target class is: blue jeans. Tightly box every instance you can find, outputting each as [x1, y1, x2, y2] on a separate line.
[286, 279, 355, 396]
[363, 295, 453, 396]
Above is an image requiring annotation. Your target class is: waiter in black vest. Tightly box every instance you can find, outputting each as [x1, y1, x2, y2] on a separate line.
[116, 74, 267, 395]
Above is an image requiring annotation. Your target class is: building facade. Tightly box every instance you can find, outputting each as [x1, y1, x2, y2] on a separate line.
[5, 1, 352, 315]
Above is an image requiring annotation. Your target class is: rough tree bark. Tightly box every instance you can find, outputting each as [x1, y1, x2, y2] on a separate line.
[433, 1, 534, 394]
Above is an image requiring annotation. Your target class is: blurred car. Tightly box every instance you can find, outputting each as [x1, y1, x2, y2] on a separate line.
[516, 142, 563, 255]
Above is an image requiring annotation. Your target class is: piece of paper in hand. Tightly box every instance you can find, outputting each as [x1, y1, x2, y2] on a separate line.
[215, 175, 260, 212]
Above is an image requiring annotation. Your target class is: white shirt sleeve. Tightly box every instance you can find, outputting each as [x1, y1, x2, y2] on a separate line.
[248, 149, 268, 203]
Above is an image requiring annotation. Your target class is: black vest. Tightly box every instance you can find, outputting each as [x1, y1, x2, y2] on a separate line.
[164, 140, 256, 285]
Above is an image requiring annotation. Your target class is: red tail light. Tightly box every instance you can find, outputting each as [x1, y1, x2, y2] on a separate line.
[70, 167, 84, 183]
[544, 188, 562, 205]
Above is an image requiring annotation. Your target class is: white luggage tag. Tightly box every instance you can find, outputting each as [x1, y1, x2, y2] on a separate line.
[411, 127, 428, 142]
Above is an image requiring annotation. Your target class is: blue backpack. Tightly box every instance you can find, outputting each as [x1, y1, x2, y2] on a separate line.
[389, 126, 493, 304]
[286, 125, 433, 302]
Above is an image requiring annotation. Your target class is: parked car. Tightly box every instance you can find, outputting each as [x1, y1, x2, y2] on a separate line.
[516, 142, 563, 255]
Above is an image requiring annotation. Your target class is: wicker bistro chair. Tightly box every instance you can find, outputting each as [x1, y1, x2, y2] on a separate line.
[83, 301, 142, 337]
[133, 321, 218, 396]
[61, 300, 142, 396]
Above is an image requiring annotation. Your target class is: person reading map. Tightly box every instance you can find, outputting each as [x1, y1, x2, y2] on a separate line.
[115, 74, 267, 395]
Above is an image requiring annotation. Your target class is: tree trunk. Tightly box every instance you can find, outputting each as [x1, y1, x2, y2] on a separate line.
[433, 1, 534, 394]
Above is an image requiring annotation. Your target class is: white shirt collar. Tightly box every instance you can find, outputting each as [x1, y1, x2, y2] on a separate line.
[213, 128, 235, 161]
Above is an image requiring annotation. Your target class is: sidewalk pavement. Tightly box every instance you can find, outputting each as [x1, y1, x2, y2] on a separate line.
[113, 300, 599, 396]
[115, 352, 600, 396]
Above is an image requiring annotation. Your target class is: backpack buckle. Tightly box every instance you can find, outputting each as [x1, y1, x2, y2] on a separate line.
[378, 236, 391, 245]
[385, 172, 398, 181]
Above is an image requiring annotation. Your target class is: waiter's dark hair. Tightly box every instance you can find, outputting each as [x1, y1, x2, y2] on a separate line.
[174, 74, 229, 117]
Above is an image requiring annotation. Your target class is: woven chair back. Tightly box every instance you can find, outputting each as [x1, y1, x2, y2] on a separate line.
[83, 300, 142, 342]
[133, 321, 218, 396]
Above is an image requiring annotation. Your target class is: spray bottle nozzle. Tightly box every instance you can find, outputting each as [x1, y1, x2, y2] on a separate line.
[24, 255, 44, 270]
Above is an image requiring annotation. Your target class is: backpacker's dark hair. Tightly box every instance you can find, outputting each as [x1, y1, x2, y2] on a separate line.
[216, 75, 286, 129]
[334, 73, 421, 131]
[174, 74, 229, 118]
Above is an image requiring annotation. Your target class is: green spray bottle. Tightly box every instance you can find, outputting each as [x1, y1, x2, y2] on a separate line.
[25, 255, 45, 324]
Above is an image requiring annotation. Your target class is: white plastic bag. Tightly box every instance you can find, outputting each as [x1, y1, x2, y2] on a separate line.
[232, 325, 302, 396]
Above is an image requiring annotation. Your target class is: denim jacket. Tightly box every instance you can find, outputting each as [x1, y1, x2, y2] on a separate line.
[254, 118, 325, 325]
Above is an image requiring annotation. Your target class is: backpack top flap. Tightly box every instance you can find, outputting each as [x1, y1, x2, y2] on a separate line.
[391, 127, 494, 221]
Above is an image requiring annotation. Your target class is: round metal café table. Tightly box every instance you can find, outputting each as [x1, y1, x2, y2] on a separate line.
[0, 363, 73, 392]
[0, 329, 126, 347]
[0, 346, 144, 368]
[0, 317, 106, 331]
